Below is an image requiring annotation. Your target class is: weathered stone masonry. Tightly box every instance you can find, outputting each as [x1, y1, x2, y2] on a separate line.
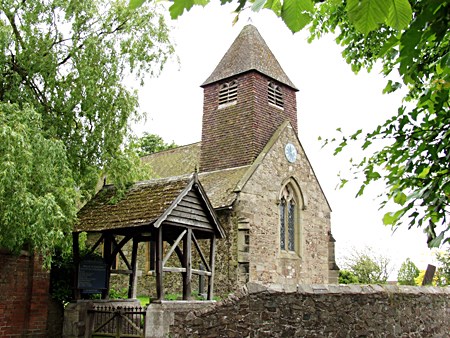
[168, 283, 450, 337]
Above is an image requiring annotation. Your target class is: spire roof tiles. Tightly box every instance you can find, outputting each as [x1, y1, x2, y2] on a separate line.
[202, 24, 297, 90]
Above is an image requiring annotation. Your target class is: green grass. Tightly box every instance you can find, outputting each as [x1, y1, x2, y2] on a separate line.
[137, 295, 150, 306]
[136, 292, 214, 305]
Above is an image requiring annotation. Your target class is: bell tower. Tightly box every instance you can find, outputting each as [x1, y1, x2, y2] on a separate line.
[199, 25, 299, 173]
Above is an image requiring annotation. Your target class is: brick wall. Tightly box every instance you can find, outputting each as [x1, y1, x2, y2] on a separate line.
[168, 283, 450, 337]
[0, 250, 51, 337]
[200, 71, 297, 173]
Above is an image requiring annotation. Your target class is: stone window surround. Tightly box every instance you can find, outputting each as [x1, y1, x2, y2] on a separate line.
[277, 177, 305, 259]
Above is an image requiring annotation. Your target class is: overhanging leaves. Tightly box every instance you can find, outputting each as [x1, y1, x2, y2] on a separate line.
[386, 0, 412, 30]
[313, 0, 450, 247]
[281, 0, 314, 32]
[169, 0, 210, 19]
[346, 0, 390, 35]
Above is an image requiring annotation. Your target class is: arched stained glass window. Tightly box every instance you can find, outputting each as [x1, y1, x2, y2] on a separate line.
[287, 199, 295, 251]
[280, 199, 286, 250]
[279, 182, 302, 254]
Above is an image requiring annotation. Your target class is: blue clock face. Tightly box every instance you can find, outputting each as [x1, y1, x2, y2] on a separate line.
[285, 143, 297, 163]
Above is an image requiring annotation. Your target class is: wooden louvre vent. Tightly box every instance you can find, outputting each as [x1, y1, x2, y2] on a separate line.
[218, 80, 238, 106]
[268, 81, 283, 108]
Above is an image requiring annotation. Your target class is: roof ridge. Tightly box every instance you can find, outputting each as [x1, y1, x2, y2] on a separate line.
[132, 173, 193, 187]
[140, 141, 201, 159]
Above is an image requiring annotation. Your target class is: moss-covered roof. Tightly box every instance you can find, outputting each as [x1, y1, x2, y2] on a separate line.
[76, 175, 192, 232]
[199, 166, 251, 208]
[76, 174, 229, 236]
[141, 142, 201, 178]
[202, 24, 297, 90]
[140, 142, 250, 209]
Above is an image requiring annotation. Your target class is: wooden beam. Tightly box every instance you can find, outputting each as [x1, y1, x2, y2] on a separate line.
[192, 269, 212, 276]
[207, 235, 216, 300]
[162, 267, 211, 276]
[111, 269, 133, 275]
[149, 240, 156, 271]
[183, 229, 192, 300]
[192, 232, 211, 272]
[155, 227, 164, 301]
[162, 229, 186, 267]
[136, 235, 153, 243]
[72, 232, 80, 300]
[163, 267, 186, 273]
[87, 234, 104, 256]
[111, 235, 132, 270]
[102, 234, 112, 299]
[128, 238, 139, 299]
[164, 215, 213, 230]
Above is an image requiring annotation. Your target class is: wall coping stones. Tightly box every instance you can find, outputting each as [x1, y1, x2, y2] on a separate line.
[167, 282, 450, 337]
[245, 282, 450, 296]
[246, 282, 269, 294]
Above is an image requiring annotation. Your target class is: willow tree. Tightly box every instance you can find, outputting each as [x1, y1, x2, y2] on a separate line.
[0, 0, 174, 263]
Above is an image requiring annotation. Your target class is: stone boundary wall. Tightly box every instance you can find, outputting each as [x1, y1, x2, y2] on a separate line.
[168, 283, 450, 337]
[0, 250, 51, 337]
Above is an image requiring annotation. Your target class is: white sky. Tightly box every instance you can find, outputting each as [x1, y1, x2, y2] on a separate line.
[131, 2, 441, 276]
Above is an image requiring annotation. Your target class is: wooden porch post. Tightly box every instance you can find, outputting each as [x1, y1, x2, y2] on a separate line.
[207, 234, 216, 300]
[155, 227, 164, 302]
[182, 229, 192, 300]
[102, 234, 112, 299]
[128, 237, 139, 299]
[72, 232, 81, 300]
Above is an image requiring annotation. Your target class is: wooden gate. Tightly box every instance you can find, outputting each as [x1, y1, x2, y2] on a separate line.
[88, 305, 146, 338]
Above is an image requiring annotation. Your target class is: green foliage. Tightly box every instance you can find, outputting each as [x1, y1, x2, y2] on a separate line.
[279, 0, 314, 33]
[155, 1, 449, 248]
[338, 269, 359, 284]
[144, 0, 412, 34]
[50, 232, 91, 304]
[346, 0, 412, 35]
[0, 0, 173, 199]
[169, 0, 210, 19]
[341, 247, 392, 284]
[108, 287, 129, 299]
[312, 0, 450, 247]
[435, 250, 450, 286]
[0, 103, 78, 266]
[397, 258, 419, 285]
[0, 0, 174, 263]
[137, 295, 150, 306]
[131, 132, 177, 156]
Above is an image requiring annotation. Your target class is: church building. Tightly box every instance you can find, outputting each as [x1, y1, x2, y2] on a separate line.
[141, 24, 339, 291]
[77, 24, 339, 299]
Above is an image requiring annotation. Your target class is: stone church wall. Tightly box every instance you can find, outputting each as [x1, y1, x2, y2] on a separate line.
[168, 283, 450, 337]
[107, 123, 334, 297]
[107, 208, 241, 299]
[238, 125, 331, 286]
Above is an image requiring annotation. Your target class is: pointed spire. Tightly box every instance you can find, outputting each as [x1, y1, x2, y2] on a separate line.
[202, 24, 297, 90]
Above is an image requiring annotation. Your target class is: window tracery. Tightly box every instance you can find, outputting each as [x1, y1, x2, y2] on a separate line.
[279, 181, 302, 254]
